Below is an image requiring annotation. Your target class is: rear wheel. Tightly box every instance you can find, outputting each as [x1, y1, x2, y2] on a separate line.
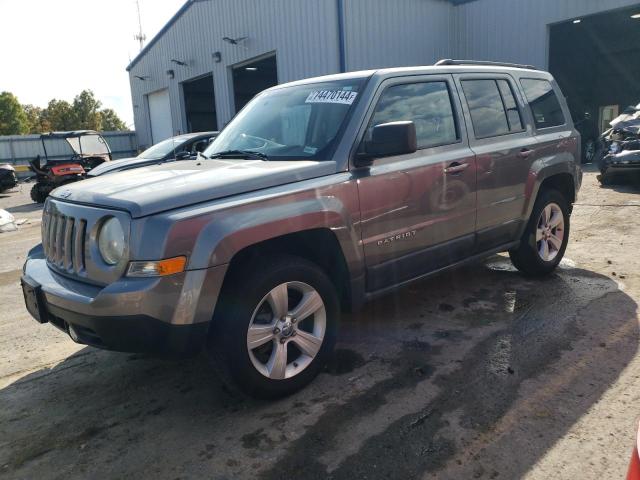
[30, 184, 48, 203]
[209, 254, 339, 398]
[509, 189, 570, 276]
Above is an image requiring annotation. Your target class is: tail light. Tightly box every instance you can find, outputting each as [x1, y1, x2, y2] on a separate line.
[50, 163, 85, 176]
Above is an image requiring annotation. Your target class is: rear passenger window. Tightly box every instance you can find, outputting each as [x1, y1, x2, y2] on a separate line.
[461, 79, 523, 138]
[369, 81, 458, 149]
[520, 78, 565, 129]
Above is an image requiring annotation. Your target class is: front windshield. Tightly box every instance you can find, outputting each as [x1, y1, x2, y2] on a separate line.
[75, 134, 110, 155]
[204, 78, 366, 160]
[138, 137, 187, 159]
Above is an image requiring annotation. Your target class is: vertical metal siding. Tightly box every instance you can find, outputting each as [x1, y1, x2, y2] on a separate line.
[129, 0, 341, 148]
[129, 0, 638, 147]
[343, 0, 457, 71]
[455, 0, 640, 69]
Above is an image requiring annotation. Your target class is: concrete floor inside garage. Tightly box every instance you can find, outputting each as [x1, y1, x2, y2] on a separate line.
[1, 168, 640, 479]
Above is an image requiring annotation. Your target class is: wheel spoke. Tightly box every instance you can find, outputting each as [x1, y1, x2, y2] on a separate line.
[539, 240, 550, 261]
[541, 205, 551, 226]
[267, 341, 288, 379]
[247, 324, 275, 350]
[290, 291, 323, 322]
[267, 283, 289, 320]
[548, 210, 563, 228]
[536, 228, 544, 242]
[548, 234, 562, 250]
[292, 330, 323, 358]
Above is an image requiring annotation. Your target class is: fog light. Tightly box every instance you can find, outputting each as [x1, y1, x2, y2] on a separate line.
[127, 256, 187, 277]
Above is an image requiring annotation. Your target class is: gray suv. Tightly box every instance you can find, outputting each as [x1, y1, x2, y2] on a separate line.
[21, 60, 581, 398]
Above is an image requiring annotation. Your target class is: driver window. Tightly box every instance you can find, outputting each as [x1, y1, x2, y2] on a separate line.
[369, 81, 459, 149]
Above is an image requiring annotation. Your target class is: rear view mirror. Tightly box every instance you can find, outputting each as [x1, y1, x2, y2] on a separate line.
[175, 151, 192, 160]
[356, 121, 417, 166]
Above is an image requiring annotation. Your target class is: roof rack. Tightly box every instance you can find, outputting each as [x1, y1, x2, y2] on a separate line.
[435, 59, 538, 70]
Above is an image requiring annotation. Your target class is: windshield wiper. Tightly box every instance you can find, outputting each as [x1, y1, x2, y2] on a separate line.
[209, 150, 268, 160]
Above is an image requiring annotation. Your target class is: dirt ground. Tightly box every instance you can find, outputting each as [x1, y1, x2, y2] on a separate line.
[1, 167, 639, 480]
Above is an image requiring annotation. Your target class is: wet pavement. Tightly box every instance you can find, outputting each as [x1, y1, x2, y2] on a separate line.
[1, 168, 639, 479]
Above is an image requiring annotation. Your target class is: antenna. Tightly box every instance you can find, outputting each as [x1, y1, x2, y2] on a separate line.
[134, 0, 146, 50]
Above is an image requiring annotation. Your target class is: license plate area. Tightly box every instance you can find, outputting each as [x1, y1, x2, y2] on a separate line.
[21, 276, 49, 324]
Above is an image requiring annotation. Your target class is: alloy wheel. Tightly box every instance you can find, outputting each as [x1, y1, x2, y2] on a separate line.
[536, 202, 565, 262]
[247, 281, 326, 380]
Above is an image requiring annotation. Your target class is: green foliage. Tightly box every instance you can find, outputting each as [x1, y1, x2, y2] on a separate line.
[0, 90, 129, 135]
[99, 108, 128, 131]
[0, 91, 29, 135]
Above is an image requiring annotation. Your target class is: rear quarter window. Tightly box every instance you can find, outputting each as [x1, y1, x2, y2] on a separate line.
[520, 78, 565, 129]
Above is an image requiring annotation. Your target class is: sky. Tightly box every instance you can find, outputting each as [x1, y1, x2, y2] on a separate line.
[0, 0, 186, 128]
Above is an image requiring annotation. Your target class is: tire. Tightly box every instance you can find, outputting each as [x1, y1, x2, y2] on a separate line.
[209, 254, 339, 399]
[509, 188, 570, 276]
[30, 184, 47, 203]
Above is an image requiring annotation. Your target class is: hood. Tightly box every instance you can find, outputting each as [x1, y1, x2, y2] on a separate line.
[87, 156, 163, 176]
[52, 159, 337, 218]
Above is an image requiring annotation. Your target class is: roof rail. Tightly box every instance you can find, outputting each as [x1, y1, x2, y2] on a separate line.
[435, 59, 538, 70]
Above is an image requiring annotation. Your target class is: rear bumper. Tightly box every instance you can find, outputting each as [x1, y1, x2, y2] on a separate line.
[22, 245, 228, 354]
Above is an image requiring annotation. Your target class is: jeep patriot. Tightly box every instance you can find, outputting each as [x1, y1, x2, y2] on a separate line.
[21, 60, 582, 397]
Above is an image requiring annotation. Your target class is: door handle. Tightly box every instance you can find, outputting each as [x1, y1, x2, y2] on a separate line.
[444, 162, 469, 174]
[518, 148, 534, 158]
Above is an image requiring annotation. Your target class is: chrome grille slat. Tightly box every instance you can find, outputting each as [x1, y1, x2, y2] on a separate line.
[64, 217, 74, 270]
[55, 215, 65, 265]
[41, 210, 49, 257]
[74, 219, 86, 273]
[48, 214, 58, 261]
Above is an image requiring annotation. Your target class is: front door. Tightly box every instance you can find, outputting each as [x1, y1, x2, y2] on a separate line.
[356, 75, 477, 292]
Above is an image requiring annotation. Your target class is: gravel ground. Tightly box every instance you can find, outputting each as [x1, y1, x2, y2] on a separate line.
[1, 168, 639, 480]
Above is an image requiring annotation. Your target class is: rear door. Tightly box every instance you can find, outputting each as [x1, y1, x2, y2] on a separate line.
[454, 74, 537, 251]
[355, 75, 477, 292]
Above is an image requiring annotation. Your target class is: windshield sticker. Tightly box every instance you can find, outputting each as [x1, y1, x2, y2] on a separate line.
[306, 90, 358, 105]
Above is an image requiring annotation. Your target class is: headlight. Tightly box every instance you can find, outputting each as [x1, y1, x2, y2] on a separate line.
[98, 217, 125, 265]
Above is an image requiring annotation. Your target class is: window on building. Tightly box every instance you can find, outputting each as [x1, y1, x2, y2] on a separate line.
[520, 78, 566, 129]
[369, 81, 458, 149]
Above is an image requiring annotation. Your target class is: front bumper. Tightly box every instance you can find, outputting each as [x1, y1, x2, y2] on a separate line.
[22, 245, 227, 354]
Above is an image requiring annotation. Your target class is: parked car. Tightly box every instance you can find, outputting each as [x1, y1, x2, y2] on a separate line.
[627, 422, 640, 480]
[595, 103, 640, 184]
[28, 130, 111, 203]
[0, 163, 18, 193]
[87, 132, 218, 177]
[21, 60, 581, 398]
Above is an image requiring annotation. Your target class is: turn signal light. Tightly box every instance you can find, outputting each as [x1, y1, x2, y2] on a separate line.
[127, 256, 187, 277]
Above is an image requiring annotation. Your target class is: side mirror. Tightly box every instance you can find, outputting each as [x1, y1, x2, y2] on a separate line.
[356, 121, 417, 167]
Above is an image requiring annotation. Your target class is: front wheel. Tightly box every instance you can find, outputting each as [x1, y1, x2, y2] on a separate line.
[509, 189, 570, 276]
[210, 254, 339, 398]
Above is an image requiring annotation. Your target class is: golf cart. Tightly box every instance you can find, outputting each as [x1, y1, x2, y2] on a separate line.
[28, 130, 111, 203]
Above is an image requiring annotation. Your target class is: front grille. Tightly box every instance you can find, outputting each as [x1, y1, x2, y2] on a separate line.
[42, 208, 87, 274]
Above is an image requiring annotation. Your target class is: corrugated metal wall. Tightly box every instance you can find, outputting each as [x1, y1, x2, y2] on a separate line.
[455, 0, 640, 69]
[343, 0, 456, 70]
[129, 0, 342, 148]
[129, 0, 639, 148]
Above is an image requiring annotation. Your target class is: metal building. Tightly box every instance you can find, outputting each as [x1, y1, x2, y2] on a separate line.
[127, 0, 640, 148]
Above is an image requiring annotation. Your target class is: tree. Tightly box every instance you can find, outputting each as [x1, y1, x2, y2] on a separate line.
[41, 99, 75, 131]
[99, 108, 128, 131]
[72, 90, 102, 130]
[23, 104, 50, 134]
[0, 91, 29, 135]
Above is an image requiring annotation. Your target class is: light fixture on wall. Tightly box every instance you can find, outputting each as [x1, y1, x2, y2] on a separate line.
[245, 67, 258, 71]
[170, 58, 188, 66]
[631, 13, 640, 19]
[572, 19, 581, 24]
[166, 69, 175, 79]
[212, 51, 222, 63]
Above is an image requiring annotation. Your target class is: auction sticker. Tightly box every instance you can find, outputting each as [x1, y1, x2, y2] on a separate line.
[306, 90, 358, 105]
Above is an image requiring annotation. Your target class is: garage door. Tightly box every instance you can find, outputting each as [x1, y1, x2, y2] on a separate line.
[148, 89, 173, 144]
